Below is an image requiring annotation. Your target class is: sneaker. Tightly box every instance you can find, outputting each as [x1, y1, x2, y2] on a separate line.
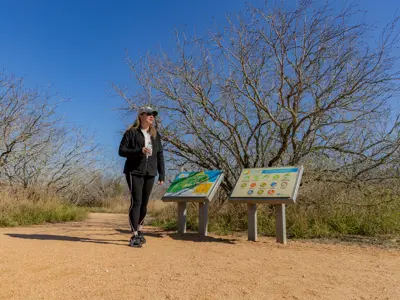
[129, 234, 142, 248]
[138, 231, 146, 244]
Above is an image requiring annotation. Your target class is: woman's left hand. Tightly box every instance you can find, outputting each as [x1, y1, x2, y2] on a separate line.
[158, 181, 164, 185]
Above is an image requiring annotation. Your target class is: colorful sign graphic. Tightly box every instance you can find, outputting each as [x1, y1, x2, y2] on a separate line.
[230, 167, 303, 200]
[164, 170, 223, 198]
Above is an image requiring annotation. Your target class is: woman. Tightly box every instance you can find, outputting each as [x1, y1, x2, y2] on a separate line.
[118, 106, 165, 247]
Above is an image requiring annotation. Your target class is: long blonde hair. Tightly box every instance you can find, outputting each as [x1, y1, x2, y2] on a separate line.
[128, 116, 157, 138]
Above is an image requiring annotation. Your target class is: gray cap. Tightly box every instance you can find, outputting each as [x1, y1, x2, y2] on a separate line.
[138, 106, 158, 117]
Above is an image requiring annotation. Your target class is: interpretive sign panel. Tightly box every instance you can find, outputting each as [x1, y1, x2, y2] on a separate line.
[162, 170, 224, 202]
[229, 167, 303, 204]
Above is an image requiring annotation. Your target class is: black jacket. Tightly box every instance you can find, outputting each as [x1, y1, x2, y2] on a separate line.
[118, 128, 165, 181]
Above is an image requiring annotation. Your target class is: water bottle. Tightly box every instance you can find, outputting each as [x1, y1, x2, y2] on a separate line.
[146, 142, 152, 158]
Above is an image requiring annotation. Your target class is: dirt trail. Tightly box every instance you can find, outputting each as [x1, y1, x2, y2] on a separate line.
[0, 213, 399, 300]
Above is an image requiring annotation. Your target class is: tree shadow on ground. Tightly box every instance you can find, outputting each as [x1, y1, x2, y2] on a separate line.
[5, 233, 127, 246]
[115, 229, 237, 244]
[167, 232, 238, 244]
[114, 228, 165, 238]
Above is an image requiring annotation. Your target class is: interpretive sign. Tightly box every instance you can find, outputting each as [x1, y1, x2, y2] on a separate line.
[162, 170, 224, 236]
[229, 166, 304, 244]
[163, 170, 224, 201]
[230, 167, 303, 204]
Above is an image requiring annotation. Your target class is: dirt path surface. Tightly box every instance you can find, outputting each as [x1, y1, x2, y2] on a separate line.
[1, 213, 399, 300]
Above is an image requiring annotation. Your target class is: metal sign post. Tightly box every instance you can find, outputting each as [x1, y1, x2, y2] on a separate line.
[199, 202, 209, 236]
[177, 202, 187, 234]
[275, 204, 287, 244]
[247, 203, 257, 241]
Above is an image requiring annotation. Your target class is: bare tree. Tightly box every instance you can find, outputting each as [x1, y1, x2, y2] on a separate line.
[62, 156, 126, 205]
[0, 73, 100, 196]
[44, 128, 100, 194]
[115, 1, 400, 195]
[0, 73, 59, 171]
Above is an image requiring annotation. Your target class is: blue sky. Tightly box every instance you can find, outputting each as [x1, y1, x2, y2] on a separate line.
[0, 0, 399, 169]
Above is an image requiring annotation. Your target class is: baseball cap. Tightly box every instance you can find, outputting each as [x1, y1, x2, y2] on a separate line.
[138, 106, 158, 117]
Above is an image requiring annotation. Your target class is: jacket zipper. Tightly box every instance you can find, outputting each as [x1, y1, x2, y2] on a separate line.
[145, 136, 154, 175]
[139, 129, 149, 175]
[145, 155, 148, 175]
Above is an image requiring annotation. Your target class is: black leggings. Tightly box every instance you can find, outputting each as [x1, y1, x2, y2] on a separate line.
[126, 173, 155, 232]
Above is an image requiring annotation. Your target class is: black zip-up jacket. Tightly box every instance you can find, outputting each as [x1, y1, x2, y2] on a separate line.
[118, 128, 165, 181]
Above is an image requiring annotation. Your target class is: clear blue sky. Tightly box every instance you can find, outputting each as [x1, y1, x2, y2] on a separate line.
[0, 0, 399, 167]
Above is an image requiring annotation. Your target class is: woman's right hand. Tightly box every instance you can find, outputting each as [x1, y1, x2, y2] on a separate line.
[142, 147, 151, 154]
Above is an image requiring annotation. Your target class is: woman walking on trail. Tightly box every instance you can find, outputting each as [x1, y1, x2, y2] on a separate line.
[118, 106, 165, 247]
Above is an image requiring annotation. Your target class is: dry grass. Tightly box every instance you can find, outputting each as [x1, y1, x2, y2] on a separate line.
[0, 186, 87, 227]
[89, 195, 130, 214]
[89, 194, 172, 215]
[148, 199, 171, 213]
[87, 181, 171, 214]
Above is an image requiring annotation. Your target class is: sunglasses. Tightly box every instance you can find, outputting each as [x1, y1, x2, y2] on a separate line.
[141, 112, 155, 116]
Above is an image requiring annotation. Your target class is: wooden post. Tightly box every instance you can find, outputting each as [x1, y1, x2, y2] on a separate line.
[177, 202, 187, 234]
[198, 202, 209, 236]
[247, 203, 257, 241]
[275, 204, 287, 244]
